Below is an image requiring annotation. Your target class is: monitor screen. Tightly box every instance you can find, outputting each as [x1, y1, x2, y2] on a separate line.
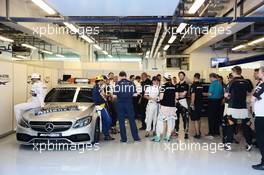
[63, 74, 71, 81]
[211, 57, 229, 68]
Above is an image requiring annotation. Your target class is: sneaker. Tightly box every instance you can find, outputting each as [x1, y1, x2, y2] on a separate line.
[246, 145, 253, 152]
[184, 133, 189, 139]
[205, 135, 214, 139]
[151, 136, 161, 142]
[224, 143, 232, 151]
[163, 136, 171, 142]
[134, 139, 141, 142]
[252, 163, 264, 170]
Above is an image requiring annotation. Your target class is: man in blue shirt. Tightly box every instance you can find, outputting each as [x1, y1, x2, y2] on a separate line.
[92, 75, 114, 141]
[114, 71, 140, 142]
[204, 73, 224, 138]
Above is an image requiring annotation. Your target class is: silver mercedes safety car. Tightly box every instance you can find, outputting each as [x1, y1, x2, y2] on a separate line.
[16, 84, 101, 145]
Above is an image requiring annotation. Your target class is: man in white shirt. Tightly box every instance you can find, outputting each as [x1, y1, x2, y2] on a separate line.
[144, 76, 160, 137]
[252, 66, 264, 170]
[14, 73, 47, 123]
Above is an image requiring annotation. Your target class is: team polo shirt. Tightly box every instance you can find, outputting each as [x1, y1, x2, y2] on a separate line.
[208, 80, 224, 99]
[114, 79, 136, 101]
[227, 77, 253, 109]
[253, 82, 264, 117]
[190, 81, 203, 107]
[160, 82, 176, 107]
[176, 81, 189, 99]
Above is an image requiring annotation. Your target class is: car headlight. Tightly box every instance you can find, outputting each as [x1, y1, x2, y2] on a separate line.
[18, 118, 30, 128]
[73, 116, 92, 129]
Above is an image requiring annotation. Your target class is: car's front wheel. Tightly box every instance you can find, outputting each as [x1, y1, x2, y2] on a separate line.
[93, 117, 100, 144]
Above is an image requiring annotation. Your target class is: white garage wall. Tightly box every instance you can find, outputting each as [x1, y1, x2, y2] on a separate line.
[13, 63, 28, 129]
[0, 59, 59, 136]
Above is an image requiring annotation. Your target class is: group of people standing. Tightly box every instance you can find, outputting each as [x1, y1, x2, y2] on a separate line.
[91, 70, 213, 143]
[92, 66, 264, 170]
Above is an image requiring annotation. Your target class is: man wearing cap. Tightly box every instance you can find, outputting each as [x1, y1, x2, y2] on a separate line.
[14, 73, 47, 123]
[144, 76, 160, 137]
[113, 71, 140, 143]
[105, 75, 118, 134]
[92, 75, 115, 141]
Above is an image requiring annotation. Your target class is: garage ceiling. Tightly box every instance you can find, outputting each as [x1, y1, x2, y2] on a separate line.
[46, 0, 180, 16]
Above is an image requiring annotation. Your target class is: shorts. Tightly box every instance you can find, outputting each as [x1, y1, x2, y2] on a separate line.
[158, 105, 177, 121]
[228, 108, 248, 119]
[190, 106, 202, 121]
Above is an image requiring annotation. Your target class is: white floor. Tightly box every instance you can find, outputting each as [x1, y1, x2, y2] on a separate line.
[0, 119, 263, 175]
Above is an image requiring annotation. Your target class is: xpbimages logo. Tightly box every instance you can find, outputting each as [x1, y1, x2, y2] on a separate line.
[32, 141, 100, 153]
[164, 141, 226, 154]
[32, 24, 100, 37]
[167, 25, 232, 37]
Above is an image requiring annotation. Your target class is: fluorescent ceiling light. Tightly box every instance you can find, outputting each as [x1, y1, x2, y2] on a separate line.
[64, 22, 96, 44]
[93, 44, 102, 50]
[232, 45, 246, 51]
[188, 0, 206, 14]
[31, 0, 56, 15]
[80, 35, 95, 44]
[248, 37, 264, 46]
[0, 35, 14, 42]
[108, 55, 113, 58]
[56, 54, 65, 58]
[40, 50, 53, 54]
[168, 35, 177, 44]
[21, 44, 37, 50]
[102, 51, 108, 55]
[163, 44, 170, 51]
[63, 22, 79, 33]
[16, 55, 27, 59]
[177, 23, 187, 33]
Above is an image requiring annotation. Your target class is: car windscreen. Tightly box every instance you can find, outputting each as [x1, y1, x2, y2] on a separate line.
[45, 88, 76, 102]
[76, 88, 94, 103]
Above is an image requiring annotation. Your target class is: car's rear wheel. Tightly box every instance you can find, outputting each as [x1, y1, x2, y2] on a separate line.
[93, 117, 100, 144]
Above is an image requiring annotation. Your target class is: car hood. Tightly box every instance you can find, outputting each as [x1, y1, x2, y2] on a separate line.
[23, 102, 95, 122]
